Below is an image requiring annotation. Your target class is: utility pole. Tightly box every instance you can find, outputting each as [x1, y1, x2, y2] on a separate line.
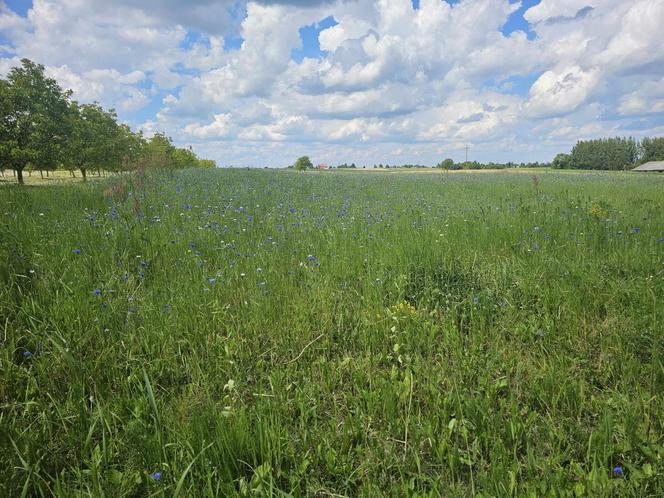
[465, 144, 469, 163]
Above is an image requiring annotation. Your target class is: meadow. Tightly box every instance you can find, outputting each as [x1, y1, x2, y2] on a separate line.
[1, 168, 663, 497]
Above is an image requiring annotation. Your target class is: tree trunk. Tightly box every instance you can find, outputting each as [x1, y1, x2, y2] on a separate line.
[28, 170, 32, 177]
[17, 168, 24, 185]
[40, 170, 44, 179]
[81, 168, 87, 181]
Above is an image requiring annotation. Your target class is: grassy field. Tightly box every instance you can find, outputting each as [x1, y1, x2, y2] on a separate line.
[1, 168, 663, 496]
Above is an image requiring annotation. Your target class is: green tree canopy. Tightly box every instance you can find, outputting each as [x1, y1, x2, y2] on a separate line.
[294, 156, 313, 171]
[0, 59, 71, 184]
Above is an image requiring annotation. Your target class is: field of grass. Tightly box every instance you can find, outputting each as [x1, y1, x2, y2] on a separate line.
[1, 168, 663, 496]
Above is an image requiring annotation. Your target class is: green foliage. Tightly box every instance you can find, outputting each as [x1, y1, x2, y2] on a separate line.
[294, 155, 313, 171]
[1, 169, 663, 496]
[67, 102, 126, 179]
[437, 158, 455, 169]
[0, 59, 71, 183]
[0, 59, 215, 183]
[640, 137, 664, 163]
[570, 137, 639, 170]
[552, 153, 572, 169]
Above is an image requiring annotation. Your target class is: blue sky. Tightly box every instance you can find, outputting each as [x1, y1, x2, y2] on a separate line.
[1, 0, 663, 166]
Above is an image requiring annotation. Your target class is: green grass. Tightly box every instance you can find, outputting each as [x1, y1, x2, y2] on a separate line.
[1, 168, 663, 497]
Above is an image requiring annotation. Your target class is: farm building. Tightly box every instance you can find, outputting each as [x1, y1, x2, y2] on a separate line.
[632, 161, 664, 172]
[317, 163, 330, 170]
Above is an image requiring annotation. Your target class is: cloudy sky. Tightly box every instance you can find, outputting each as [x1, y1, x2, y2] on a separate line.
[1, 0, 663, 166]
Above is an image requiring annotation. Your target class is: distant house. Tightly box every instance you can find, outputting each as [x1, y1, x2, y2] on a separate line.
[633, 161, 664, 172]
[317, 163, 330, 170]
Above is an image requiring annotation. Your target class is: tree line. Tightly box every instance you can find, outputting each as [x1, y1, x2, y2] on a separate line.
[0, 59, 215, 184]
[552, 137, 664, 170]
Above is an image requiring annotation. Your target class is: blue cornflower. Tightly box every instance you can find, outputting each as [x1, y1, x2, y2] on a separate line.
[307, 255, 316, 261]
[73, 249, 81, 255]
[190, 242, 196, 248]
[122, 272, 129, 281]
[128, 306, 137, 314]
[93, 289, 102, 295]
[247, 215, 254, 222]
[631, 227, 640, 234]
[613, 466, 623, 476]
[195, 251, 202, 255]
[659, 237, 664, 243]
[162, 304, 170, 311]
[209, 278, 216, 285]
[151, 471, 162, 481]
[473, 296, 479, 305]
[140, 261, 148, 268]
[289, 207, 296, 213]
[23, 351, 31, 358]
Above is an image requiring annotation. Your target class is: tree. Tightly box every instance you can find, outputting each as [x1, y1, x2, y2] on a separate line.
[116, 124, 145, 172]
[437, 158, 455, 169]
[66, 102, 121, 180]
[0, 59, 71, 184]
[640, 137, 664, 163]
[551, 153, 572, 169]
[294, 156, 313, 171]
[142, 133, 176, 169]
[570, 137, 638, 170]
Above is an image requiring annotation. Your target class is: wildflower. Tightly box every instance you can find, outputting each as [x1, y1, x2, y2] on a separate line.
[151, 471, 162, 481]
[128, 306, 137, 313]
[73, 249, 82, 255]
[537, 329, 545, 338]
[659, 237, 664, 243]
[140, 261, 148, 268]
[93, 289, 102, 295]
[23, 351, 31, 358]
[162, 304, 170, 311]
[190, 242, 196, 248]
[209, 278, 216, 285]
[631, 227, 640, 234]
[473, 296, 479, 305]
[307, 255, 316, 261]
[613, 466, 623, 476]
[194, 251, 202, 255]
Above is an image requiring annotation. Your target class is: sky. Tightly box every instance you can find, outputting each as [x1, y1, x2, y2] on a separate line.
[1, 0, 664, 167]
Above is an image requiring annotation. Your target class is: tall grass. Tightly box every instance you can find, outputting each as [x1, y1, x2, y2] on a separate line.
[1, 169, 663, 496]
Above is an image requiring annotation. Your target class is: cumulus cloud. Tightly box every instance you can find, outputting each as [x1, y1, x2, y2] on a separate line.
[1, 0, 663, 166]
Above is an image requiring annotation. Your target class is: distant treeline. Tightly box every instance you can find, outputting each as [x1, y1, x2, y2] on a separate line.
[336, 161, 544, 169]
[0, 59, 215, 184]
[434, 159, 544, 170]
[552, 137, 664, 170]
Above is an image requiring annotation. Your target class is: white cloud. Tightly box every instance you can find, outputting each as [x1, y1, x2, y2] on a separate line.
[524, 66, 599, 118]
[1, 0, 664, 166]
